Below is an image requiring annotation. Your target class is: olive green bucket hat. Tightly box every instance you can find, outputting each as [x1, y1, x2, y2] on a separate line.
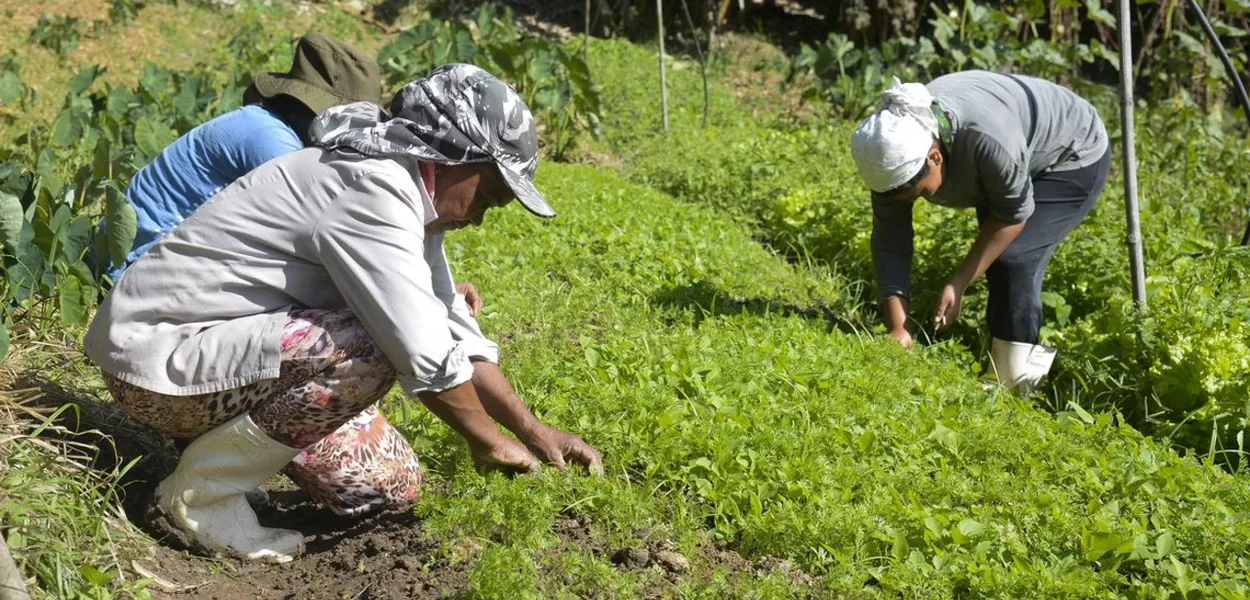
[249, 33, 382, 115]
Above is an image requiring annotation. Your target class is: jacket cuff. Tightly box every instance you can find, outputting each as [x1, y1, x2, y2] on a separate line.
[398, 343, 477, 395]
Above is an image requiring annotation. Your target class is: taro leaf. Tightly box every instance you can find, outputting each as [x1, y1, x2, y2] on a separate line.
[67, 65, 103, 96]
[0, 69, 25, 105]
[106, 86, 135, 118]
[0, 189, 22, 258]
[139, 63, 170, 99]
[173, 76, 200, 121]
[57, 264, 90, 326]
[0, 319, 8, 364]
[49, 109, 82, 148]
[9, 224, 45, 303]
[534, 84, 570, 113]
[134, 115, 176, 162]
[58, 214, 91, 264]
[105, 184, 136, 267]
[92, 137, 112, 183]
[529, 50, 559, 83]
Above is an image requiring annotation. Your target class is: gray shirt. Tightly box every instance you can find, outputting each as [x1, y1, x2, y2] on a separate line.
[85, 148, 499, 396]
[870, 71, 1109, 302]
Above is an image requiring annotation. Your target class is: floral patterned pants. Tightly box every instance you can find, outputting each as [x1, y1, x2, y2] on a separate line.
[103, 309, 421, 517]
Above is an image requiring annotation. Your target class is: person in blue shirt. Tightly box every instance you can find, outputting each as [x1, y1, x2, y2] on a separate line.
[109, 33, 381, 283]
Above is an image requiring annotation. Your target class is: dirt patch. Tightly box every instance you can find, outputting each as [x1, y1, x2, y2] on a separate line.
[137, 488, 469, 600]
[551, 513, 823, 597]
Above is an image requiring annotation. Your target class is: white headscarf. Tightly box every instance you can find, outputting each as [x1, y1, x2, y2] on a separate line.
[849, 77, 939, 193]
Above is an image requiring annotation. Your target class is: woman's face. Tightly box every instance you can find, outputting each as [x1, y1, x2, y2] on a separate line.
[428, 162, 516, 233]
[882, 140, 945, 203]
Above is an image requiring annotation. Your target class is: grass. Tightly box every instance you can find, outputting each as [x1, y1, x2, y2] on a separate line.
[0, 396, 150, 599]
[380, 162, 1250, 598]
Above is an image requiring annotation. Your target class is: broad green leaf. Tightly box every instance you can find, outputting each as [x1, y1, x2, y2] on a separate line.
[58, 215, 91, 263]
[957, 519, 985, 538]
[67, 65, 103, 96]
[105, 184, 136, 268]
[0, 189, 21, 257]
[57, 265, 89, 325]
[529, 50, 559, 83]
[0, 70, 25, 105]
[92, 137, 111, 182]
[106, 86, 135, 118]
[1156, 531, 1177, 557]
[49, 110, 81, 148]
[134, 115, 176, 162]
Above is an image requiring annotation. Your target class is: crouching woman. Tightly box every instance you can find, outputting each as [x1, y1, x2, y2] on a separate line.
[85, 64, 602, 563]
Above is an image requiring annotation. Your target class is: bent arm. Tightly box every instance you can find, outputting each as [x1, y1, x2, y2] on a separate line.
[950, 216, 1026, 292]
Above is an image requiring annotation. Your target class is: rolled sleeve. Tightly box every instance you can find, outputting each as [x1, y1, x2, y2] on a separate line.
[311, 173, 475, 395]
[973, 132, 1034, 223]
[870, 193, 916, 304]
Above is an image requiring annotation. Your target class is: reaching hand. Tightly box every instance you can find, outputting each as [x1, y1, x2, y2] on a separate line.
[455, 281, 483, 316]
[890, 327, 914, 349]
[933, 284, 963, 331]
[520, 422, 605, 475]
[471, 436, 541, 474]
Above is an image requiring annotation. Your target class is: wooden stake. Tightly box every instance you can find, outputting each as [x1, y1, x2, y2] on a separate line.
[657, 0, 669, 132]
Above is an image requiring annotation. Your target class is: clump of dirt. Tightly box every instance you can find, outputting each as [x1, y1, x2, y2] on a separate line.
[553, 512, 822, 592]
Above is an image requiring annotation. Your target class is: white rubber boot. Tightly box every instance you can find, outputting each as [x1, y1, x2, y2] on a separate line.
[989, 338, 1057, 393]
[155, 413, 305, 563]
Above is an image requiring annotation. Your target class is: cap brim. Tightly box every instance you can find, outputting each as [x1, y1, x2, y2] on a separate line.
[498, 166, 555, 218]
[252, 73, 345, 116]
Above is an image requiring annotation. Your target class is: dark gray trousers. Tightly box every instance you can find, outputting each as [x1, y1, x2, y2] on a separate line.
[977, 148, 1112, 344]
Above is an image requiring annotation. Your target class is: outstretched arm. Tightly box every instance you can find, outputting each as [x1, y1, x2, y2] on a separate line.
[472, 362, 604, 474]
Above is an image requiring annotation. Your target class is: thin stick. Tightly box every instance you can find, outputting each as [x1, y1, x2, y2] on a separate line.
[0, 532, 32, 600]
[1119, 0, 1148, 308]
[584, 0, 591, 65]
[657, 0, 669, 132]
[678, 0, 708, 128]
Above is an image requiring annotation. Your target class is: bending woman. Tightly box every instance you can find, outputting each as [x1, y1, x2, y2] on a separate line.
[86, 64, 602, 563]
[850, 71, 1110, 390]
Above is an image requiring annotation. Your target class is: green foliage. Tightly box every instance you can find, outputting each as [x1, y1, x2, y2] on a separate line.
[390, 161, 1250, 598]
[108, 0, 144, 26]
[29, 13, 86, 62]
[378, 5, 603, 160]
[0, 54, 35, 110]
[0, 24, 288, 343]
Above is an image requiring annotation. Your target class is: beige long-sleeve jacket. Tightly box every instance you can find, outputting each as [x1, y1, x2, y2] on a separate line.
[85, 147, 498, 396]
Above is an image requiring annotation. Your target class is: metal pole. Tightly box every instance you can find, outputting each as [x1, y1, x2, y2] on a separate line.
[1119, 0, 1148, 309]
[1187, 0, 1250, 246]
[656, 0, 669, 132]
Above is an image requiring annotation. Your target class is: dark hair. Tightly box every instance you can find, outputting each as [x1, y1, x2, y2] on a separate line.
[882, 163, 930, 197]
[261, 95, 317, 147]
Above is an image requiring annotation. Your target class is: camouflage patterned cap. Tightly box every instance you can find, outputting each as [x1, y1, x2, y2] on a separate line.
[310, 64, 553, 218]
